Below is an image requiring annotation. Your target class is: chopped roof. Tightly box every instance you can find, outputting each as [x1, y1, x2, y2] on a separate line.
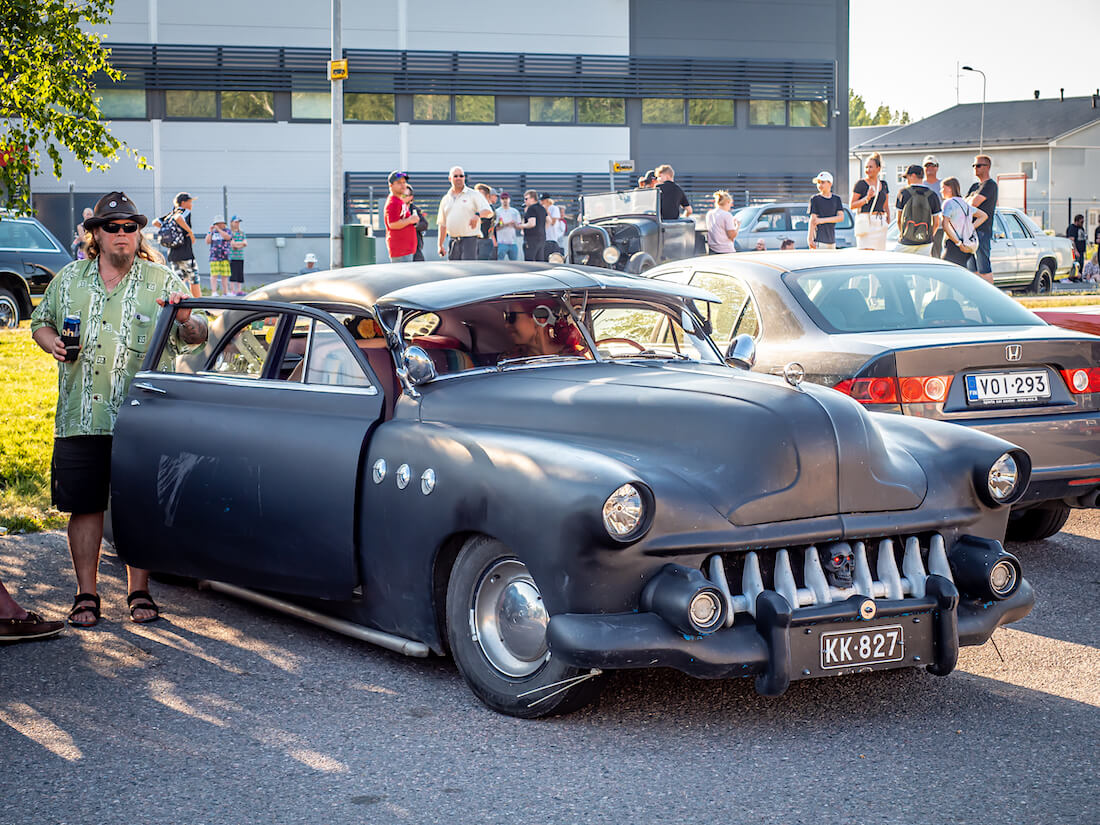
[250, 260, 718, 311]
[852, 96, 1100, 151]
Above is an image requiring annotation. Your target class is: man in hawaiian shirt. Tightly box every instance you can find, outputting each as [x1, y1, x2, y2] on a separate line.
[31, 191, 207, 628]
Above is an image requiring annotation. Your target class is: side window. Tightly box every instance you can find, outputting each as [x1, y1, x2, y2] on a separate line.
[1006, 215, 1029, 239]
[211, 317, 275, 377]
[992, 214, 1009, 240]
[754, 208, 787, 233]
[302, 319, 371, 387]
[0, 221, 55, 250]
[690, 271, 758, 342]
[836, 209, 854, 230]
[788, 209, 810, 234]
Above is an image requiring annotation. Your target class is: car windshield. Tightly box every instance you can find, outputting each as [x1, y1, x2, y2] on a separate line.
[732, 207, 758, 227]
[396, 291, 721, 376]
[784, 263, 1042, 332]
[582, 189, 658, 221]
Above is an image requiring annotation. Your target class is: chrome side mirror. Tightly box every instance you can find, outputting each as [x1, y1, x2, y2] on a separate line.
[725, 334, 756, 369]
[403, 346, 436, 385]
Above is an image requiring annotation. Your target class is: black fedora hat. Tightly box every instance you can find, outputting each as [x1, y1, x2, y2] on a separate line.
[83, 191, 148, 231]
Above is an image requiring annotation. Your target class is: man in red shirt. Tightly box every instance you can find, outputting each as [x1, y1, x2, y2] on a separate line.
[385, 171, 419, 262]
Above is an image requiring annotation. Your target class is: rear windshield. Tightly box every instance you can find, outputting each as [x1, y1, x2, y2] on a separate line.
[784, 263, 1042, 333]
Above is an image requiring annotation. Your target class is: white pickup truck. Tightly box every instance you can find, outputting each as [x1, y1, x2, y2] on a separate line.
[889, 207, 1075, 293]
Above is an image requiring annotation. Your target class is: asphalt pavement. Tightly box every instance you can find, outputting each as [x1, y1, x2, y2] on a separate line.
[1, 513, 1097, 825]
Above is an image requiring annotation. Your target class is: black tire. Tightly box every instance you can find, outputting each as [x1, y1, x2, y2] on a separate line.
[0, 287, 20, 328]
[1027, 262, 1054, 295]
[1006, 501, 1071, 542]
[445, 535, 604, 718]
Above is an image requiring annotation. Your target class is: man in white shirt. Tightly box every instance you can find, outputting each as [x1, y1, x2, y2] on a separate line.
[541, 193, 566, 255]
[437, 166, 493, 260]
[495, 192, 522, 260]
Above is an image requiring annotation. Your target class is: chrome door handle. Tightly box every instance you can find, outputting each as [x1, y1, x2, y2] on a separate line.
[134, 382, 166, 395]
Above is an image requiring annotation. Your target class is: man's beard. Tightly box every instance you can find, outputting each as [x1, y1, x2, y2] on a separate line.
[104, 248, 136, 271]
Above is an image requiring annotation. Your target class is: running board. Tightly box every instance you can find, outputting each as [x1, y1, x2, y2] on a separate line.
[200, 580, 431, 658]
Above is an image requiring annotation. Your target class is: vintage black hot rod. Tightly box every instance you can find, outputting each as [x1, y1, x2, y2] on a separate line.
[109, 261, 1034, 717]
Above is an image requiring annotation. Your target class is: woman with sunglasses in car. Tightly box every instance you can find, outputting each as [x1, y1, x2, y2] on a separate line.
[501, 300, 588, 360]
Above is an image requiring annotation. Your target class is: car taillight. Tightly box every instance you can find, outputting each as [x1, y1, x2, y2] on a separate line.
[835, 375, 952, 405]
[1060, 367, 1100, 394]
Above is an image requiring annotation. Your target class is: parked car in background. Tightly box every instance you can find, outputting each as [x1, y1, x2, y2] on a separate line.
[649, 251, 1100, 542]
[731, 201, 856, 251]
[0, 214, 72, 327]
[1033, 305, 1100, 337]
[109, 261, 1033, 717]
[886, 207, 1073, 294]
[563, 188, 696, 273]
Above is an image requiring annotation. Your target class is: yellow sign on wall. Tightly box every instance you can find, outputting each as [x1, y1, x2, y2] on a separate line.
[328, 59, 349, 80]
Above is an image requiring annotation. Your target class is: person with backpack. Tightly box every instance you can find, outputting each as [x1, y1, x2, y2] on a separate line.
[155, 192, 200, 297]
[894, 165, 941, 255]
[939, 177, 987, 268]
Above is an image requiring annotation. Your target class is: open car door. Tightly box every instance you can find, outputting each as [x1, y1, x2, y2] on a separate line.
[110, 298, 385, 599]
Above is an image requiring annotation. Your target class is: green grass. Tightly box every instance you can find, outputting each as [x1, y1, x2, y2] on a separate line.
[0, 328, 66, 532]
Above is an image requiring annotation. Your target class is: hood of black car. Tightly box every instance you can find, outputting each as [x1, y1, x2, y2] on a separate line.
[418, 362, 926, 525]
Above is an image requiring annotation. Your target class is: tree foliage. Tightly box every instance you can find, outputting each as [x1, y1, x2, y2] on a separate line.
[849, 90, 910, 127]
[0, 0, 147, 214]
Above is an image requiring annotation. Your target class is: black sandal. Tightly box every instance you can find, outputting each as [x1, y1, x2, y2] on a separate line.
[67, 593, 101, 628]
[127, 590, 160, 624]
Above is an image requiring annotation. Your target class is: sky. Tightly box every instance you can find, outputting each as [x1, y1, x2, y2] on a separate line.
[849, 0, 1099, 121]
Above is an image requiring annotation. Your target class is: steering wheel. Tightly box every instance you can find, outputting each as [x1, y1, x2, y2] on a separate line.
[595, 337, 647, 352]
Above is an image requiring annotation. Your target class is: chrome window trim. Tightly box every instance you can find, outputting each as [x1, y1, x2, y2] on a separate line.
[141, 370, 378, 396]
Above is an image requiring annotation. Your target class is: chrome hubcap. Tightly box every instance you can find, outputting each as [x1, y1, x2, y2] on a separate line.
[472, 559, 549, 677]
[0, 297, 16, 328]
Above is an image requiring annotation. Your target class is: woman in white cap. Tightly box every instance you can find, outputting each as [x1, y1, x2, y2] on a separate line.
[851, 152, 890, 250]
[299, 252, 318, 275]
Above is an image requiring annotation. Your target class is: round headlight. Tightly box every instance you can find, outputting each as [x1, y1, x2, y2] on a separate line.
[989, 558, 1020, 598]
[603, 483, 644, 538]
[988, 453, 1019, 502]
[688, 590, 724, 632]
[602, 246, 621, 265]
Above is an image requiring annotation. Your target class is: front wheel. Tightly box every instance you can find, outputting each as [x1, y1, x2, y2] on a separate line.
[1006, 501, 1070, 542]
[1028, 263, 1054, 295]
[0, 287, 21, 328]
[445, 535, 604, 718]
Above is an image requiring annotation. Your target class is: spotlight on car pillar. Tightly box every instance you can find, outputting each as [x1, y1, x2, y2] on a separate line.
[641, 564, 726, 635]
[948, 535, 1023, 600]
[602, 246, 621, 265]
[547, 251, 565, 264]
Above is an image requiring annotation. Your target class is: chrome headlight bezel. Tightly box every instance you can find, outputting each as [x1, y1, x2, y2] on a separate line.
[601, 482, 653, 543]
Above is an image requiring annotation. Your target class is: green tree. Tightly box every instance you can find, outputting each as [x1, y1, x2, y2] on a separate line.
[850, 90, 914, 126]
[848, 89, 872, 126]
[0, 0, 146, 214]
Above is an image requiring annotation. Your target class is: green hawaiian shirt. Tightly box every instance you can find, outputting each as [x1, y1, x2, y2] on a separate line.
[31, 257, 190, 437]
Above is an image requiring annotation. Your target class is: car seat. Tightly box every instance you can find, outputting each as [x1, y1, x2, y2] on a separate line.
[922, 298, 965, 324]
[817, 288, 869, 329]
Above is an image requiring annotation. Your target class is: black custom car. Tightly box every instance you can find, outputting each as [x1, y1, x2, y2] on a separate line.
[649, 250, 1100, 541]
[562, 188, 697, 273]
[110, 261, 1034, 717]
[0, 214, 73, 326]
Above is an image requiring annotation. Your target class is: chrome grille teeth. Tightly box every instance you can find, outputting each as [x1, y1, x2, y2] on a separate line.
[703, 534, 956, 620]
[902, 536, 927, 598]
[928, 533, 952, 581]
[774, 549, 800, 611]
[741, 551, 764, 619]
[877, 538, 905, 600]
[803, 545, 831, 605]
[853, 540, 874, 597]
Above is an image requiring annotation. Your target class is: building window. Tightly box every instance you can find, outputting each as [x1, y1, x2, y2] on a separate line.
[643, 98, 684, 124]
[748, 83, 786, 126]
[790, 100, 827, 127]
[413, 94, 450, 121]
[455, 95, 495, 123]
[221, 91, 274, 120]
[165, 90, 217, 119]
[346, 93, 395, 121]
[97, 88, 146, 119]
[577, 97, 624, 124]
[291, 91, 329, 119]
[1020, 161, 1037, 181]
[530, 96, 574, 122]
[688, 98, 734, 126]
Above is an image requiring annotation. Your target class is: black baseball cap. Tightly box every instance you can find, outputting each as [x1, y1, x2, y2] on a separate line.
[539, 192, 552, 201]
[388, 171, 409, 185]
[641, 170, 657, 183]
[906, 164, 923, 177]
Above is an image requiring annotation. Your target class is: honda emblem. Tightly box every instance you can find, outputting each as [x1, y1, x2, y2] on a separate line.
[1005, 344, 1022, 362]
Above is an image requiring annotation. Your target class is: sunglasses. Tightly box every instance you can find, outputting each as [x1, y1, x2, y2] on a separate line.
[504, 306, 553, 325]
[972, 163, 989, 167]
[102, 222, 140, 234]
[451, 173, 465, 178]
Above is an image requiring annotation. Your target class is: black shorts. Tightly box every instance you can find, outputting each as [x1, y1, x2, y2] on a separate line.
[229, 258, 245, 283]
[51, 436, 113, 514]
